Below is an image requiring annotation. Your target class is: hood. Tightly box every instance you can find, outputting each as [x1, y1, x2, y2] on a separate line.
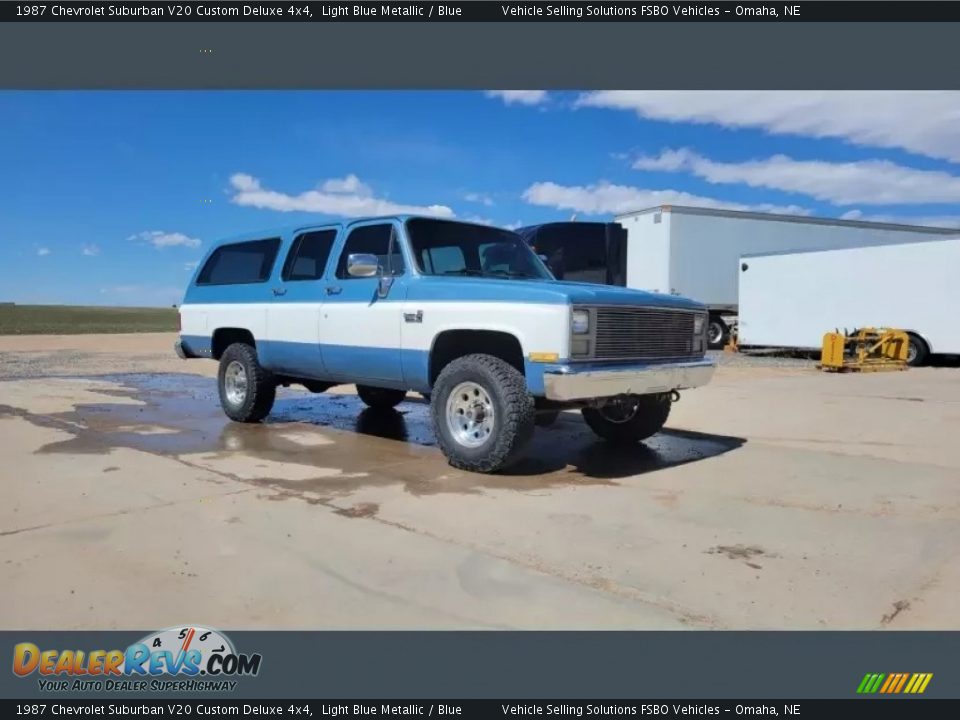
[546, 280, 705, 309]
[409, 276, 706, 310]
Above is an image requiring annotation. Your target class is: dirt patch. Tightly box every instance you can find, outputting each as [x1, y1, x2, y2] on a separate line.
[707, 544, 779, 569]
[335, 502, 380, 519]
[881, 599, 911, 625]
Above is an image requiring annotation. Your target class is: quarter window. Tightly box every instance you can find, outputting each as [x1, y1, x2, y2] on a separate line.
[281, 229, 337, 281]
[335, 224, 405, 279]
[196, 238, 281, 285]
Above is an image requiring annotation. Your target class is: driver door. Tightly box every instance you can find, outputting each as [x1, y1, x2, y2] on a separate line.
[320, 220, 407, 385]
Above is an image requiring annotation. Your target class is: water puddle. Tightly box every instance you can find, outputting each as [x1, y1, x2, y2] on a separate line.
[1, 373, 745, 497]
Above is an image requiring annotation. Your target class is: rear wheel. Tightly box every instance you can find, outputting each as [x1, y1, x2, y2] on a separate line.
[217, 343, 276, 423]
[431, 353, 535, 473]
[356, 385, 408, 409]
[906, 333, 930, 367]
[581, 393, 672, 444]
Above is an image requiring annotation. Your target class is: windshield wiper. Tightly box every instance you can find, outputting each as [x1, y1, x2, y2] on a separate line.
[441, 269, 485, 276]
[482, 270, 538, 279]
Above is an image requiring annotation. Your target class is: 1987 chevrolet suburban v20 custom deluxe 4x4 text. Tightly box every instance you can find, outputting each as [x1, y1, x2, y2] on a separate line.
[176, 216, 715, 473]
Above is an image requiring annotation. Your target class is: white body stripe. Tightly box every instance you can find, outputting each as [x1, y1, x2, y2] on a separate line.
[180, 301, 570, 356]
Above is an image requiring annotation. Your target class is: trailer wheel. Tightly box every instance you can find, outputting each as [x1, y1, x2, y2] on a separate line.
[906, 333, 930, 367]
[707, 316, 729, 350]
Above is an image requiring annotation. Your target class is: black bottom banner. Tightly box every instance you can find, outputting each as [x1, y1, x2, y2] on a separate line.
[3, 700, 958, 719]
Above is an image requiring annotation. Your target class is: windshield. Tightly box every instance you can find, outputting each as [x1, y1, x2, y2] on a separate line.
[406, 218, 553, 280]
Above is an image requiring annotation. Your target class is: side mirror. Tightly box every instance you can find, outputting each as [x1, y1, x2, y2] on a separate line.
[346, 253, 379, 278]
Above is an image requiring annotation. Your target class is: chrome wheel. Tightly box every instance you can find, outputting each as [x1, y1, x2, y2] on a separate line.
[445, 381, 495, 448]
[224, 360, 248, 406]
[598, 397, 640, 424]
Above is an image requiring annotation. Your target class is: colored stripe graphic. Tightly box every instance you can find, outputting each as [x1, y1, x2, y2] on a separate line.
[858, 672, 933, 694]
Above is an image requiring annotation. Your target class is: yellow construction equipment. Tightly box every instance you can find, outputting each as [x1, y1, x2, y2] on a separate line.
[818, 328, 910, 373]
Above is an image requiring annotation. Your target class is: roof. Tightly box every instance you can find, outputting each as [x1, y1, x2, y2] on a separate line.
[613, 205, 958, 235]
[211, 214, 498, 246]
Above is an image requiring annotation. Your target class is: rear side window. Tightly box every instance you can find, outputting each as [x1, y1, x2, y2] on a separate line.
[335, 224, 405, 279]
[281, 230, 337, 281]
[197, 238, 281, 286]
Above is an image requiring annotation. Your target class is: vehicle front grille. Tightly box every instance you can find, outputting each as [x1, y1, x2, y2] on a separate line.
[592, 306, 700, 361]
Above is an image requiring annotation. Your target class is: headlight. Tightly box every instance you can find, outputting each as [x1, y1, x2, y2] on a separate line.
[693, 314, 705, 335]
[571, 309, 590, 335]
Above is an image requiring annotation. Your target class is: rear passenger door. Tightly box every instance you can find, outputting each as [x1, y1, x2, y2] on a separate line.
[264, 227, 338, 378]
[320, 220, 407, 385]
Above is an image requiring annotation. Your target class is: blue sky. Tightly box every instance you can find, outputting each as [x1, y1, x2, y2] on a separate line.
[3, 90, 959, 306]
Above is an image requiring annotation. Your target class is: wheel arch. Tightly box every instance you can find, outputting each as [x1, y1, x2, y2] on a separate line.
[211, 327, 256, 360]
[428, 329, 526, 388]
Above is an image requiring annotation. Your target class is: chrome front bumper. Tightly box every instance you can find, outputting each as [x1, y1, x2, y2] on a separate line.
[543, 358, 715, 402]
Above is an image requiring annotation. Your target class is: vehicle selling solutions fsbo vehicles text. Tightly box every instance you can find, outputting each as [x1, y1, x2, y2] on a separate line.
[502, 5, 723, 18]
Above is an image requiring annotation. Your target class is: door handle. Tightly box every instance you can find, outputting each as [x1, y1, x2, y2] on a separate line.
[326, 286, 342, 296]
[272, 287, 287, 297]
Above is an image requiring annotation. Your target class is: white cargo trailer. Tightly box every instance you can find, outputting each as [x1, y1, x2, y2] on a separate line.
[614, 206, 956, 348]
[737, 237, 960, 365]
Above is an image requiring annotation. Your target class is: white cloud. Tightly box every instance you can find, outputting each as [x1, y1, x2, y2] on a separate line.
[82, 244, 100, 256]
[576, 91, 960, 163]
[485, 90, 549, 106]
[128, 230, 202, 249]
[228, 173, 454, 218]
[464, 192, 494, 206]
[522, 181, 809, 216]
[504, 221, 524, 231]
[184, 261, 199, 271]
[37, 247, 51, 256]
[632, 148, 960, 205]
[839, 209, 960, 229]
[320, 174, 371, 195]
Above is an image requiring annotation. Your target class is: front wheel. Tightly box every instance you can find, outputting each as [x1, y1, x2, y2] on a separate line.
[217, 343, 276, 423]
[356, 385, 407, 409]
[431, 353, 535, 473]
[581, 393, 672, 445]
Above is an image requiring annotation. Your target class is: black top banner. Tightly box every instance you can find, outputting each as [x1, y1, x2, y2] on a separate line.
[5, 1, 960, 23]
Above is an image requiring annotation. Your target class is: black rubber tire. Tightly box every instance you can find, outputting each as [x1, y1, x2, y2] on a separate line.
[906, 334, 930, 367]
[356, 385, 407, 409]
[431, 353, 535, 473]
[218, 343, 276, 423]
[535, 410, 561, 427]
[581, 393, 672, 445]
[707, 316, 729, 350]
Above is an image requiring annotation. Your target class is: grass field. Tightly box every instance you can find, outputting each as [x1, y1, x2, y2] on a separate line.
[0, 305, 178, 335]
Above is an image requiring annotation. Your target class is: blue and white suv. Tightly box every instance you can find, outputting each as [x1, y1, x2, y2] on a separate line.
[176, 216, 714, 473]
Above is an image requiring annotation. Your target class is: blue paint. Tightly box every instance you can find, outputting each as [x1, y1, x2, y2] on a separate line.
[179, 334, 212, 357]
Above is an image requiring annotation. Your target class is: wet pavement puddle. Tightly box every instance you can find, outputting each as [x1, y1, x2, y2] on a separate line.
[0, 373, 745, 497]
